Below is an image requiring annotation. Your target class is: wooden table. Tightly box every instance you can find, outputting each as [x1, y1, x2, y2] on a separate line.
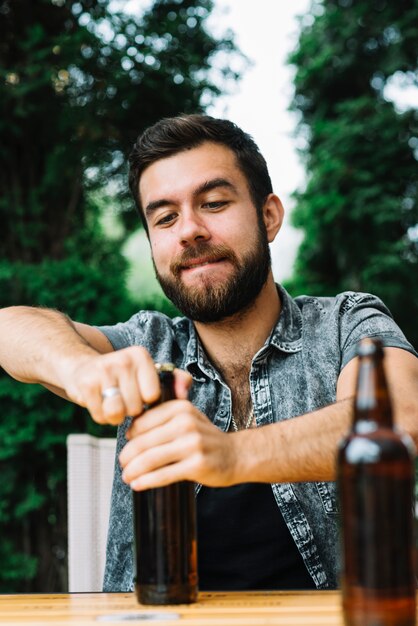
[0, 591, 344, 625]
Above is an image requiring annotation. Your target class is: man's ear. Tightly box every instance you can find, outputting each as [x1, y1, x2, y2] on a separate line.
[262, 194, 284, 243]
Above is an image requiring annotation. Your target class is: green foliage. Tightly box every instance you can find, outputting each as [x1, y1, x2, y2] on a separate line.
[0, 0, 241, 591]
[286, 0, 418, 347]
[0, 254, 136, 592]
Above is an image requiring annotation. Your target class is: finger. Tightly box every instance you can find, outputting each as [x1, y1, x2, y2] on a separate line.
[117, 373, 143, 418]
[100, 374, 127, 426]
[121, 440, 181, 485]
[174, 368, 193, 399]
[101, 394, 127, 425]
[120, 413, 185, 467]
[129, 458, 196, 491]
[126, 400, 192, 439]
[78, 380, 107, 425]
[131, 347, 161, 405]
[66, 367, 107, 424]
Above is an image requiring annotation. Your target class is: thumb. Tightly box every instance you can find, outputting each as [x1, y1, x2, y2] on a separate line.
[174, 368, 192, 399]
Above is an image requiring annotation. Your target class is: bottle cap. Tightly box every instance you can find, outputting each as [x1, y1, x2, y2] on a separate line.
[155, 362, 175, 373]
[356, 337, 384, 357]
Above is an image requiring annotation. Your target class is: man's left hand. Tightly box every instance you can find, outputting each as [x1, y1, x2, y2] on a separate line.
[119, 400, 239, 489]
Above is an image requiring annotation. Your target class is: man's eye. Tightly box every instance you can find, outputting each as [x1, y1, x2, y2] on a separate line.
[156, 213, 176, 226]
[204, 201, 227, 210]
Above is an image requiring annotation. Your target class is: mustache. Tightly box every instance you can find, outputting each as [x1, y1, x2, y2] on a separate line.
[170, 243, 238, 276]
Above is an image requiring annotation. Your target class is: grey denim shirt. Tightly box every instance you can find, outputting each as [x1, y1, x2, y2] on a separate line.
[98, 286, 416, 592]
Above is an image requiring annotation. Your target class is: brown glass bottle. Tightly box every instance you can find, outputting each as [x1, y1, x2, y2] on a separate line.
[133, 363, 198, 605]
[337, 338, 416, 626]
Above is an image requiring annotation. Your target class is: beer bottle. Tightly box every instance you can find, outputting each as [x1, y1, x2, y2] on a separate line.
[133, 363, 198, 605]
[337, 337, 416, 626]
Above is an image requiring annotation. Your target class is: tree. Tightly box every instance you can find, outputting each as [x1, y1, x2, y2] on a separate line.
[0, 0, 241, 591]
[286, 0, 418, 347]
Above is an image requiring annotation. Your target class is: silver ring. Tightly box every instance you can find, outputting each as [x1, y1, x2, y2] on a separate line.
[101, 386, 121, 401]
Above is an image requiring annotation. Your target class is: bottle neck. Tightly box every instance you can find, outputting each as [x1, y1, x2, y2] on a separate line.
[353, 355, 393, 429]
[159, 370, 176, 403]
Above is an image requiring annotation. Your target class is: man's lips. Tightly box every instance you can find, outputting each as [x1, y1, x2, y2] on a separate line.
[180, 257, 227, 270]
[170, 245, 237, 277]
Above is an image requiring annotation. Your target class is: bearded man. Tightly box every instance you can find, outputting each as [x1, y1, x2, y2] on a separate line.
[0, 114, 417, 592]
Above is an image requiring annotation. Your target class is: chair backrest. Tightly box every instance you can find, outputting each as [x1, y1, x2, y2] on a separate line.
[66, 434, 117, 592]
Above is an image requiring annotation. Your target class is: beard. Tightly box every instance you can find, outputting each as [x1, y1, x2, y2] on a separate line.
[153, 225, 271, 323]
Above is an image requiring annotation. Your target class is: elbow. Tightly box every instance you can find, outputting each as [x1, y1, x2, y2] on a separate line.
[398, 405, 418, 451]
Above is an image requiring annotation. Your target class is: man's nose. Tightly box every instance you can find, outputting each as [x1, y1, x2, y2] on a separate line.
[177, 211, 210, 245]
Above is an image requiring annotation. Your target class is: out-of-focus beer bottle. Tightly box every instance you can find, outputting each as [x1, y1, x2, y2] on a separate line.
[337, 337, 416, 626]
[133, 362, 198, 605]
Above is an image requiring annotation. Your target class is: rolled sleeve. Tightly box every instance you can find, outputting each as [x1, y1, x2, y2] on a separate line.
[338, 292, 417, 370]
[96, 321, 135, 351]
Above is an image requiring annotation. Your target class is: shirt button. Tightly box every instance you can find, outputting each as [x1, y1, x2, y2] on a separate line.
[218, 409, 227, 417]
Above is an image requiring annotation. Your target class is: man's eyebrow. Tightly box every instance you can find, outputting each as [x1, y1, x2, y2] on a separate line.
[144, 198, 171, 217]
[194, 178, 237, 197]
[144, 178, 237, 217]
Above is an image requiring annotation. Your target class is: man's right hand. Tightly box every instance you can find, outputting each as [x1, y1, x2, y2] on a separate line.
[63, 346, 192, 426]
[0, 306, 191, 427]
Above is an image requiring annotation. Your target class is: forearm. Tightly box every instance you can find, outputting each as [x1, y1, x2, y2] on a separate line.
[0, 306, 98, 389]
[235, 349, 418, 485]
[0, 306, 176, 426]
[234, 399, 353, 484]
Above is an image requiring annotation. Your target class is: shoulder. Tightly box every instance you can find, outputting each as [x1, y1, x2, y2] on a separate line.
[96, 310, 192, 351]
[294, 290, 416, 365]
[294, 291, 392, 322]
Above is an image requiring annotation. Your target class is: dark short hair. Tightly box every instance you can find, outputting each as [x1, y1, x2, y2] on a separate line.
[128, 114, 273, 232]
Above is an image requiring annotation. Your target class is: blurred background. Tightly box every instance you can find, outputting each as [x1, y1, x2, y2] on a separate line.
[0, 0, 417, 592]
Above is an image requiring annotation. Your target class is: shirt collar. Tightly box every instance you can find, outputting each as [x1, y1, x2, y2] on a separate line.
[269, 284, 303, 353]
[182, 320, 216, 381]
[182, 283, 303, 380]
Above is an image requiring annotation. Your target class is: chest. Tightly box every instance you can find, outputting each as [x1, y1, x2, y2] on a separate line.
[188, 349, 340, 430]
[221, 364, 252, 422]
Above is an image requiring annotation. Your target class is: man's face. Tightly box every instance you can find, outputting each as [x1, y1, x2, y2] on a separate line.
[139, 142, 271, 323]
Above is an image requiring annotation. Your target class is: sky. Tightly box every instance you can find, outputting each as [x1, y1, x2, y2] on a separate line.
[204, 1, 418, 281]
[206, 0, 311, 281]
[121, 0, 311, 294]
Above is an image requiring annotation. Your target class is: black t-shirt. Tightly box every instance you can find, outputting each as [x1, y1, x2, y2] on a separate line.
[197, 483, 316, 591]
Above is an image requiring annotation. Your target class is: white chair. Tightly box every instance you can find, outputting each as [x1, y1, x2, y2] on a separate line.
[66, 434, 117, 592]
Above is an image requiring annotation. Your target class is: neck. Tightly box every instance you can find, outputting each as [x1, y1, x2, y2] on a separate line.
[193, 273, 281, 373]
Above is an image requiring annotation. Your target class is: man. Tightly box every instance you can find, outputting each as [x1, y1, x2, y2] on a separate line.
[0, 115, 417, 592]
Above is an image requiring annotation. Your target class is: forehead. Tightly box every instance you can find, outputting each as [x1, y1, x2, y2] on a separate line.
[138, 141, 246, 205]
